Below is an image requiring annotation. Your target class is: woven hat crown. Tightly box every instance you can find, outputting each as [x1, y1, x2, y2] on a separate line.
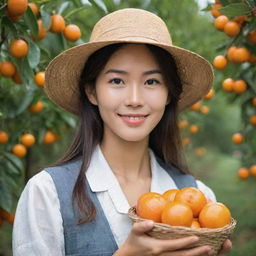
[90, 8, 172, 45]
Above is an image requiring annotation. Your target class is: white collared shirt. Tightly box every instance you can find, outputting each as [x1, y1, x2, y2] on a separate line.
[12, 146, 216, 255]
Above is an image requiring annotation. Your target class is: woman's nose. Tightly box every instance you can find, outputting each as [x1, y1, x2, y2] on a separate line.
[124, 83, 144, 107]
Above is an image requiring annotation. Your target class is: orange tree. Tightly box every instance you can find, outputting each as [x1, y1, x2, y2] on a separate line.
[0, 0, 88, 221]
[203, 0, 256, 180]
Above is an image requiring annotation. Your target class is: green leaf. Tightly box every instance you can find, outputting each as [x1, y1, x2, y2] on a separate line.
[16, 57, 35, 88]
[1, 16, 17, 35]
[102, 0, 116, 12]
[201, 4, 212, 12]
[60, 113, 77, 128]
[0, 180, 13, 212]
[40, 6, 51, 30]
[88, 0, 107, 15]
[16, 89, 36, 115]
[58, 1, 70, 15]
[23, 5, 39, 36]
[245, 0, 256, 8]
[27, 40, 41, 69]
[219, 3, 251, 18]
[3, 152, 24, 172]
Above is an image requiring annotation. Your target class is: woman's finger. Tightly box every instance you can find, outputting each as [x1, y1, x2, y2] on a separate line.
[218, 239, 232, 254]
[160, 245, 212, 256]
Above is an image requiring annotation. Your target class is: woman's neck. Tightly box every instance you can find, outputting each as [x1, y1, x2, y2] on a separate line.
[100, 137, 151, 182]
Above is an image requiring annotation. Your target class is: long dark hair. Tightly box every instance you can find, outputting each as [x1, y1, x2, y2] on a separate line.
[54, 43, 188, 224]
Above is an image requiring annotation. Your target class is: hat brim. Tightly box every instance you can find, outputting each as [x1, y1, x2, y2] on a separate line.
[45, 39, 214, 115]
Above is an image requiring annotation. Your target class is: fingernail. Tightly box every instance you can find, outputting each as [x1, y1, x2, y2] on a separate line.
[206, 247, 214, 255]
[145, 220, 154, 228]
[191, 236, 199, 242]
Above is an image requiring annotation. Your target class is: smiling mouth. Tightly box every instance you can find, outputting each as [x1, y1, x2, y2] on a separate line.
[117, 114, 149, 119]
[117, 114, 149, 124]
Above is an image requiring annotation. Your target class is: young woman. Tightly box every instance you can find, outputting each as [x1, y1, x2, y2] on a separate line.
[13, 8, 232, 256]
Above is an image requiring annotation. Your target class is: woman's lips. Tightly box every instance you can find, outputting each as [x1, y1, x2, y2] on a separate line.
[118, 114, 148, 125]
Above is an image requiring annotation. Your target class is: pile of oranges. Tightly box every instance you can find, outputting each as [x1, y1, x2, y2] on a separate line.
[136, 187, 232, 229]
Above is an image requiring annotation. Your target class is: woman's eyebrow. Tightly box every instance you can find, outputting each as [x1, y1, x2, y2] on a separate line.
[104, 69, 162, 75]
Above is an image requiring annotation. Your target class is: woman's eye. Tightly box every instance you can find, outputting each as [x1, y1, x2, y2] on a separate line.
[146, 79, 160, 85]
[109, 78, 124, 85]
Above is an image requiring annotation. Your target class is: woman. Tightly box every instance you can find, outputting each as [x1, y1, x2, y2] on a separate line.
[13, 8, 232, 256]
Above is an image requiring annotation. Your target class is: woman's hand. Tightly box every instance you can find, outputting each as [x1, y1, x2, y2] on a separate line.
[218, 239, 232, 255]
[115, 220, 214, 256]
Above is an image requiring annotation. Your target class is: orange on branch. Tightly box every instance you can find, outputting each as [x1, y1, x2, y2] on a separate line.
[0, 61, 16, 77]
[233, 80, 247, 94]
[21, 133, 35, 147]
[247, 30, 256, 44]
[161, 201, 193, 227]
[32, 19, 46, 41]
[7, 0, 27, 16]
[213, 55, 227, 70]
[233, 47, 250, 63]
[232, 133, 243, 144]
[12, 71, 23, 84]
[28, 3, 39, 17]
[12, 144, 27, 158]
[250, 165, 256, 176]
[136, 192, 167, 222]
[200, 105, 209, 115]
[189, 102, 201, 111]
[178, 120, 189, 129]
[238, 168, 250, 179]
[252, 97, 256, 107]
[249, 115, 256, 126]
[222, 78, 234, 92]
[224, 21, 240, 37]
[43, 130, 58, 145]
[211, 4, 222, 18]
[10, 39, 29, 58]
[204, 89, 215, 100]
[227, 46, 237, 62]
[214, 15, 229, 31]
[0, 131, 9, 144]
[199, 202, 231, 228]
[34, 72, 45, 88]
[63, 24, 81, 42]
[175, 187, 207, 217]
[189, 124, 199, 134]
[50, 14, 66, 33]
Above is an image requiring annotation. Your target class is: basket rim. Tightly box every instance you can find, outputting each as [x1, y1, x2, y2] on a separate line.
[128, 206, 237, 233]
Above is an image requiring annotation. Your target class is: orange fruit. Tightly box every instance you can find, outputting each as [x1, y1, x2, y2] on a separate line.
[32, 19, 46, 41]
[191, 219, 201, 229]
[199, 202, 231, 228]
[252, 97, 256, 107]
[161, 201, 193, 227]
[43, 130, 58, 145]
[63, 24, 81, 42]
[195, 147, 206, 157]
[237, 168, 250, 179]
[224, 21, 240, 37]
[233, 16, 247, 26]
[50, 14, 66, 33]
[247, 30, 256, 44]
[200, 106, 209, 115]
[29, 101, 44, 113]
[233, 47, 250, 63]
[0, 61, 16, 77]
[232, 133, 243, 144]
[12, 144, 27, 158]
[182, 137, 190, 146]
[227, 46, 237, 62]
[21, 133, 35, 147]
[136, 192, 167, 222]
[189, 124, 199, 134]
[178, 120, 188, 129]
[7, 0, 28, 16]
[175, 187, 207, 217]
[162, 189, 179, 202]
[204, 89, 215, 100]
[214, 15, 229, 31]
[211, 4, 222, 18]
[0, 208, 15, 225]
[250, 165, 256, 176]
[222, 78, 234, 92]
[12, 71, 23, 84]
[213, 55, 227, 70]
[189, 102, 201, 111]
[249, 115, 256, 125]
[233, 80, 247, 94]
[0, 131, 9, 144]
[10, 39, 29, 58]
[28, 2, 38, 17]
[34, 71, 45, 87]
[248, 54, 256, 63]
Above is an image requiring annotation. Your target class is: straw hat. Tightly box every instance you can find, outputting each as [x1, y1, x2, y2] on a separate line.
[45, 8, 214, 115]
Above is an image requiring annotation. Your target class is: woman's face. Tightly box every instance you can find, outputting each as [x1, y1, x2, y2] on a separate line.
[87, 44, 169, 143]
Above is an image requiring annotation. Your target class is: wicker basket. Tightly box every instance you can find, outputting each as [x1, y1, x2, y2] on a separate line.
[128, 207, 236, 256]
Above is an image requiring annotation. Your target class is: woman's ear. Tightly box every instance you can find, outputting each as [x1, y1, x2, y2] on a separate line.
[85, 86, 98, 105]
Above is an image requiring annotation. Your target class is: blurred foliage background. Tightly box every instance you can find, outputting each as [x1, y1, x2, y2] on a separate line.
[0, 0, 256, 255]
